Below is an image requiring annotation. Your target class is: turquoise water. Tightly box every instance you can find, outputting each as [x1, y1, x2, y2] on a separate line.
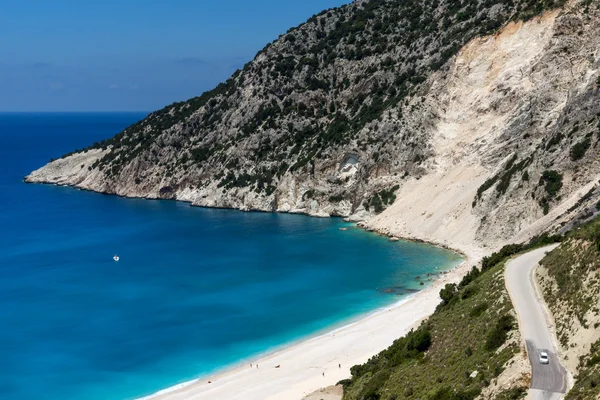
[0, 113, 462, 400]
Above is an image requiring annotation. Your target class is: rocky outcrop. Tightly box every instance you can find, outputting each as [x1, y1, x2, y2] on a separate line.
[27, 0, 600, 256]
[369, 2, 600, 256]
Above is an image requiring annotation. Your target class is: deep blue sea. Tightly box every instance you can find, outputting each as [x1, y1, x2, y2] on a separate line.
[0, 112, 462, 400]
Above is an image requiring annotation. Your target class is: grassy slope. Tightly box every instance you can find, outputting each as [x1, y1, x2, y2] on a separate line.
[342, 263, 523, 400]
[341, 234, 563, 400]
[539, 216, 600, 399]
[566, 339, 600, 400]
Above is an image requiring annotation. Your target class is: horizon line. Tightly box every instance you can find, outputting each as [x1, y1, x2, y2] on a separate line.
[0, 110, 150, 114]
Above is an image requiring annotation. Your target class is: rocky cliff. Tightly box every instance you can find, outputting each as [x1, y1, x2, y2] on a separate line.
[26, 0, 600, 256]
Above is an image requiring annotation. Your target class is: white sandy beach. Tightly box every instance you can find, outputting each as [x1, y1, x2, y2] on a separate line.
[143, 252, 472, 400]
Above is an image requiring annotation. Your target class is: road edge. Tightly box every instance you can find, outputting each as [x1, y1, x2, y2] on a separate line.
[531, 256, 575, 392]
[503, 244, 567, 399]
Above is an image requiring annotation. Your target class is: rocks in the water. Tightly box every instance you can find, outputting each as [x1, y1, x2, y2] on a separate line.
[378, 286, 420, 295]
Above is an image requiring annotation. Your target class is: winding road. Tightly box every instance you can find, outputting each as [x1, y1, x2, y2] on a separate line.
[505, 245, 568, 400]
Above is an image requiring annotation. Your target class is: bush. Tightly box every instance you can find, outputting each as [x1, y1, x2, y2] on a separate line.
[350, 326, 432, 380]
[476, 175, 499, 199]
[481, 234, 562, 272]
[481, 244, 524, 271]
[470, 302, 488, 318]
[439, 283, 458, 305]
[337, 378, 352, 389]
[539, 170, 563, 198]
[485, 315, 515, 351]
[367, 185, 400, 214]
[495, 386, 527, 399]
[428, 387, 480, 400]
[358, 369, 391, 400]
[461, 284, 478, 300]
[459, 267, 480, 288]
[407, 329, 432, 352]
[570, 138, 591, 161]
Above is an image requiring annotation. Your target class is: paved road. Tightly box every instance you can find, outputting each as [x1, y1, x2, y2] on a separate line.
[505, 245, 567, 399]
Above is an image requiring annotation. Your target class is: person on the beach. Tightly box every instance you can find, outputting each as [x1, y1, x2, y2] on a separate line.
[339, 363, 341, 368]
[322, 372, 325, 377]
[250, 363, 252, 368]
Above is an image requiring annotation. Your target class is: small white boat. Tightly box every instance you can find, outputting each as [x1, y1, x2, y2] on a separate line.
[113, 255, 120, 262]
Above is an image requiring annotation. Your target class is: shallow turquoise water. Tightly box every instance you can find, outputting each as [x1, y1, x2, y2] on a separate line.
[0, 113, 462, 400]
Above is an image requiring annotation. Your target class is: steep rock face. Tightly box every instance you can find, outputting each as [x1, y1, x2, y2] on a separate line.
[368, 2, 600, 255]
[27, 0, 600, 256]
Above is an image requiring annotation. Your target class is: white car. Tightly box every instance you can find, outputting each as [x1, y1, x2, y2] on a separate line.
[539, 351, 549, 364]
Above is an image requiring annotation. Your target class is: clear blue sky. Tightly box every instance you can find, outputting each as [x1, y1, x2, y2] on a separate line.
[1, 0, 348, 112]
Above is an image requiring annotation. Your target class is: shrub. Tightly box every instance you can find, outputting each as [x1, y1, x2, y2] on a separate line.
[476, 175, 499, 198]
[439, 283, 458, 306]
[459, 267, 480, 288]
[546, 133, 564, 150]
[358, 370, 390, 400]
[337, 378, 352, 389]
[406, 329, 432, 352]
[428, 387, 480, 400]
[570, 138, 591, 161]
[485, 315, 515, 351]
[461, 284, 478, 300]
[481, 234, 562, 272]
[350, 326, 433, 381]
[494, 386, 527, 399]
[539, 170, 563, 198]
[541, 198, 550, 215]
[367, 186, 399, 214]
[481, 244, 523, 271]
[470, 302, 488, 318]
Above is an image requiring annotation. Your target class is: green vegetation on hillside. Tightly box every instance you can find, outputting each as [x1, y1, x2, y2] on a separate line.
[538, 216, 600, 399]
[341, 262, 520, 400]
[342, 234, 563, 400]
[538, 170, 564, 214]
[540, 170, 563, 197]
[364, 185, 399, 213]
[566, 339, 600, 400]
[473, 154, 532, 206]
[540, 217, 600, 343]
[494, 387, 527, 400]
[58, 0, 567, 196]
[570, 137, 592, 161]
[481, 234, 562, 272]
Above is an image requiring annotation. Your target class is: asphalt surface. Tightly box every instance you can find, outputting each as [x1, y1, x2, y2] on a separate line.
[505, 245, 567, 399]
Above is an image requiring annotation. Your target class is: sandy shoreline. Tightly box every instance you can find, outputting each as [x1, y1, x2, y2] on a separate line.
[141, 249, 473, 400]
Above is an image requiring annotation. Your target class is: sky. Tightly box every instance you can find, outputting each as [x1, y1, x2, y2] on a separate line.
[0, 0, 348, 112]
